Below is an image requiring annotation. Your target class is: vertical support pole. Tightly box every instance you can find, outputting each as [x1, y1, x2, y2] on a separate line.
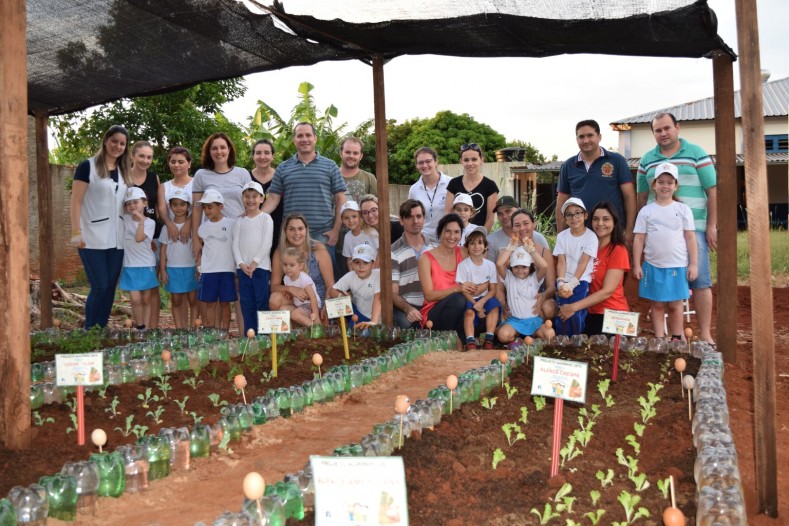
[372, 56, 393, 327]
[735, 0, 778, 516]
[711, 54, 737, 363]
[0, 0, 32, 449]
[36, 111, 54, 328]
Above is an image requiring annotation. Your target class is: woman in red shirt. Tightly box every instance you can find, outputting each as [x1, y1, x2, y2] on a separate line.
[558, 202, 629, 335]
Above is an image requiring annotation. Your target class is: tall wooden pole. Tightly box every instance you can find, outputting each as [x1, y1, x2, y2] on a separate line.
[0, 0, 32, 448]
[372, 56, 393, 327]
[35, 111, 54, 329]
[734, 0, 778, 516]
[711, 53, 737, 364]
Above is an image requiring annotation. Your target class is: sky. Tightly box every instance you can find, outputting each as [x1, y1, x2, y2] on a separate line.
[223, 0, 789, 160]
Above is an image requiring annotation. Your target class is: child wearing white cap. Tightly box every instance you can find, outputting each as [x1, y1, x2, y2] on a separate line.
[633, 162, 698, 339]
[553, 197, 598, 336]
[452, 193, 487, 246]
[119, 187, 159, 331]
[158, 188, 198, 329]
[341, 200, 379, 271]
[232, 181, 274, 334]
[329, 244, 381, 328]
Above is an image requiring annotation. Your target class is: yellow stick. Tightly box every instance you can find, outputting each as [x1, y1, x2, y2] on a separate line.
[340, 316, 350, 360]
[271, 335, 278, 377]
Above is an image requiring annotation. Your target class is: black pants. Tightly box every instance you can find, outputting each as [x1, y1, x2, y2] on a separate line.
[427, 292, 471, 341]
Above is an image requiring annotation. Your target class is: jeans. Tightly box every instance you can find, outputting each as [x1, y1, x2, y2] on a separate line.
[237, 268, 271, 334]
[79, 248, 124, 328]
[689, 230, 712, 289]
[426, 293, 468, 341]
[393, 307, 421, 329]
[554, 280, 590, 336]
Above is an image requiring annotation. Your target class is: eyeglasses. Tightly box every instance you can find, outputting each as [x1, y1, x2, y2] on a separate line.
[564, 211, 585, 220]
[416, 159, 434, 166]
[460, 143, 482, 153]
[361, 208, 378, 217]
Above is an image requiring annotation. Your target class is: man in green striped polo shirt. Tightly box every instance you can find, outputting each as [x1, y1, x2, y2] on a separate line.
[636, 112, 717, 344]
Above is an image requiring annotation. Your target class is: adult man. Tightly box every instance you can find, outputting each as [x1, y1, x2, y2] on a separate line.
[637, 112, 717, 344]
[263, 122, 347, 264]
[408, 147, 451, 243]
[391, 199, 430, 328]
[486, 196, 549, 263]
[556, 119, 636, 245]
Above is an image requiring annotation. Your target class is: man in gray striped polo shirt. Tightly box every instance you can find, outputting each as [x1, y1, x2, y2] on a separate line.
[391, 199, 430, 328]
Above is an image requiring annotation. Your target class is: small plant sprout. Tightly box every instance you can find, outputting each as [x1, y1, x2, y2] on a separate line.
[492, 448, 505, 469]
[481, 396, 497, 410]
[131, 424, 149, 439]
[616, 490, 650, 524]
[208, 393, 228, 407]
[233, 374, 248, 404]
[625, 434, 641, 456]
[553, 483, 575, 513]
[91, 428, 107, 453]
[174, 396, 189, 414]
[530, 502, 561, 525]
[260, 371, 275, 384]
[446, 375, 458, 414]
[190, 412, 204, 425]
[589, 489, 601, 506]
[97, 380, 110, 399]
[499, 351, 509, 386]
[597, 378, 615, 407]
[104, 396, 121, 418]
[503, 382, 518, 400]
[533, 396, 546, 411]
[65, 413, 78, 434]
[617, 448, 649, 491]
[115, 415, 136, 437]
[657, 477, 671, 500]
[154, 374, 172, 400]
[146, 406, 166, 424]
[501, 422, 525, 446]
[584, 509, 606, 525]
[559, 433, 583, 467]
[183, 376, 204, 390]
[572, 426, 593, 448]
[519, 406, 529, 425]
[312, 353, 323, 379]
[633, 422, 645, 438]
[32, 411, 54, 426]
[137, 387, 159, 409]
[596, 469, 614, 487]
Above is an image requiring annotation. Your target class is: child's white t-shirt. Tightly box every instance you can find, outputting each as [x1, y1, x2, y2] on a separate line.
[342, 230, 379, 258]
[197, 217, 236, 273]
[162, 180, 193, 221]
[504, 270, 544, 319]
[158, 222, 195, 268]
[333, 269, 381, 319]
[231, 213, 273, 271]
[456, 257, 497, 301]
[122, 216, 156, 268]
[553, 227, 598, 283]
[284, 271, 319, 309]
[634, 201, 695, 268]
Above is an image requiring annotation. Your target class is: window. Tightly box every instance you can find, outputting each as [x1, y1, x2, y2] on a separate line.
[765, 134, 788, 153]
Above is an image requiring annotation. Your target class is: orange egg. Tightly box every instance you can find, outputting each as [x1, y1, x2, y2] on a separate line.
[499, 351, 509, 364]
[674, 357, 686, 373]
[524, 336, 533, 345]
[684, 327, 693, 339]
[544, 320, 553, 329]
[446, 375, 458, 390]
[233, 374, 247, 390]
[194, 318, 203, 328]
[243, 472, 266, 500]
[124, 319, 133, 329]
[246, 328, 255, 339]
[395, 395, 410, 414]
[351, 314, 359, 322]
[312, 353, 323, 366]
[426, 320, 433, 329]
[662, 506, 685, 526]
[161, 350, 171, 362]
[53, 318, 62, 328]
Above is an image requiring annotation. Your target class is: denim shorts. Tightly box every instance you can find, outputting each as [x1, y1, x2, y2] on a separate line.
[689, 230, 712, 289]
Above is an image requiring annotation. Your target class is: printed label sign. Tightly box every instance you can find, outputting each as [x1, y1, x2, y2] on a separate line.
[257, 310, 291, 334]
[312, 456, 409, 526]
[325, 296, 354, 319]
[56, 352, 104, 387]
[531, 356, 588, 403]
[602, 309, 639, 336]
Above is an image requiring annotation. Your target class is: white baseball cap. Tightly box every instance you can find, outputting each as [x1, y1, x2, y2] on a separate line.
[168, 188, 191, 204]
[340, 201, 361, 215]
[452, 193, 473, 208]
[561, 197, 586, 215]
[198, 188, 224, 204]
[124, 187, 147, 203]
[242, 181, 265, 195]
[655, 162, 679, 180]
[510, 248, 533, 267]
[351, 244, 376, 262]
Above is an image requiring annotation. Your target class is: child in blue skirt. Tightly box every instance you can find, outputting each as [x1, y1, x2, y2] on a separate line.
[119, 187, 158, 330]
[159, 188, 199, 329]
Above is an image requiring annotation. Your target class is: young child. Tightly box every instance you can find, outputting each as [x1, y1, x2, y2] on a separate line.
[232, 181, 274, 334]
[495, 241, 551, 346]
[281, 247, 321, 327]
[553, 197, 598, 336]
[196, 189, 237, 329]
[633, 162, 698, 339]
[119, 187, 158, 331]
[330, 244, 381, 329]
[158, 188, 199, 329]
[452, 193, 487, 246]
[341, 201, 379, 269]
[456, 230, 500, 350]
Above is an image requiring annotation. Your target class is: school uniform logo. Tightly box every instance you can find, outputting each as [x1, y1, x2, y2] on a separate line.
[601, 162, 614, 177]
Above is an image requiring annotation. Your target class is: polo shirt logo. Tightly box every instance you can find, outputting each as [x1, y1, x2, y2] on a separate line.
[601, 162, 614, 177]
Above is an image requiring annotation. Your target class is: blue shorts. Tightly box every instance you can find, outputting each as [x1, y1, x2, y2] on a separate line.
[554, 280, 590, 336]
[638, 261, 690, 302]
[165, 266, 199, 294]
[689, 231, 712, 289]
[198, 272, 237, 303]
[465, 297, 502, 317]
[502, 316, 544, 337]
[119, 267, 158, 291]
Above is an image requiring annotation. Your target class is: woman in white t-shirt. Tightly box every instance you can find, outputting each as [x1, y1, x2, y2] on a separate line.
[158, 146, 194, 243]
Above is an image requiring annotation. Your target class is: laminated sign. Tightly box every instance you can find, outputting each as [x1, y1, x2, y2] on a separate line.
[531, 356, 588, 404]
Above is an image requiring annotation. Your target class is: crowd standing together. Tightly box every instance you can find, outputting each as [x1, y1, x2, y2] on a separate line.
[70, 113, 717, 347]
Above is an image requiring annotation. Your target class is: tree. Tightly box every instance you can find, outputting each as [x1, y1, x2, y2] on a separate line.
[51, 79, 248, 179]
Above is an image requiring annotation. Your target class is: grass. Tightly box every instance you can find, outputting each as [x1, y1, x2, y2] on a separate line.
[710, 230, 789, 284]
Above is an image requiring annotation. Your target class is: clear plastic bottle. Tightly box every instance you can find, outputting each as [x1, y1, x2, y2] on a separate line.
[116, 444, 150, 493]
[61, 460, 100, 514]
[7, 485, 48, 526]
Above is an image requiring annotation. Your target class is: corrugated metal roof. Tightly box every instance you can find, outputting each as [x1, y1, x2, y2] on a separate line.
[528, 152, 788, 172]
[611, 76, 789, 125]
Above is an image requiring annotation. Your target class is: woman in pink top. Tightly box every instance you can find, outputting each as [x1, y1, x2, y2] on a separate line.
[418, 213, 476, 340]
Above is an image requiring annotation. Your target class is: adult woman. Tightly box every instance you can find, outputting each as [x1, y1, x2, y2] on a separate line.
[70, 125, 132, 328]
[250, 139, 282, 256]
[509, 209, 557, 319]
[418, 213, 474, 341]
[129, 140, 162, 328]
[445, 143, 498, 232]
[359, 194, 404, 243]
[269, 214, 334, 321]
[559, 202, 630, 335]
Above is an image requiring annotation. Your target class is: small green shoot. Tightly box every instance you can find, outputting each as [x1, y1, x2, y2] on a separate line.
[502, 422, 525, 446]
[174, 396, 189, 414]
[503, 382, 518, 399]
[584, 509, 606, 525]
[65, 413, 78, 434]
[633, 422, 645, 438]
[217, 429, 233, 454]
[96, 381, 110, 399]
[553, 483, 574, 513]
[190, 411, 204, 425]
[154, 375, 172, 400]
[533, 396, 546, 411]
[616, 490, 650, 524]
[492, 448, 505, 469]
[32, 411, 54, 426]
[208, 393, 228, 407]
[146, 406, 165, 424]
[115, 415, 136, 437]
[481, 396, 497, 410]
[596, 469, 614, 487]
[519, 406, 529, 425]
[182, 377, 204, 390]
[559, 434, 583, 467]
[131, 424, 149, 439]
[589, 489, 601, 506]
[657, 477, 671, 500]
[104, 395, 121, 418]
[530, 503, 560, 525]
[137, 387, 159, 409]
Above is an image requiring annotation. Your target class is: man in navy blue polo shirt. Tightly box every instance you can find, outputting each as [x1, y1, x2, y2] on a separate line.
[556, 119, 636, 245]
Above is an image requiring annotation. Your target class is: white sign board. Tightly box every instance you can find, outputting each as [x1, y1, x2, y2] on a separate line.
[602, 309, 639, 336]
[325, 296, 354, 320]
[56, 352, 104, 387]
[257, 310, 291, 334]
[531, 356, 588, 404]
[312, 456, 409, 526]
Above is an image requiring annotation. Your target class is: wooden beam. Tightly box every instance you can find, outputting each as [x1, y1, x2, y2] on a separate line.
[0, 0, 32, 449]
[734, 0, 778, 516]
[372, 56, 393, 327]
[35, 111, 54, 329]
[711, 54, 736, 363]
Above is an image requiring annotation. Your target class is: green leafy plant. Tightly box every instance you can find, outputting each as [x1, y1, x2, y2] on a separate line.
[104, 395, 121, 418]
[589, 489, 601, 506]
[584, 509, 606, 525]
[503, 382, 518, 399]
[615, 490, 650, 524]
[174, 396, 190, 414]
[217, 429, 233, 455]
[154, 375, 172, 400]
[481, 396, 497, 409]
[32, 411, 54, 426]
[208, 393, 228, 407]
[96, 380, 110, 399]
[208, 365, 219, 379]
[657, 477, 671, 500]
[226, 363, 243, 382]
[533, 396, 546, 411]
[625, 434, 641, 456]
[492, 448, 505, 469]
[519, 406, 529, 425]
[597, 378, 615, 407]
[146, 406, 166, 424]
[616, 448, 649, 491]
[260, 371, 275, 384]
[501, 422, 525, 446]
[530, 503, 561, 525]
[559, 434, 583, 467]
[137, 387, 159, 409]
[633, 422, 645, 438]
[190, 411, 204, 425]
[131, 424, 149, 439]
[65, 413, 78, 434]
[596, 469, 614, 487]
[115, 415, 136, 437]
[183, 377, 204, 390]
[572, 427, 594, 448]
[553, 483, 575, 513]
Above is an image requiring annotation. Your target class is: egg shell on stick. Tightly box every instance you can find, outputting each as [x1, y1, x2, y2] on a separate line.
[91, 428, 107, 447]
[674, 357, 686, 373]
[312, 353, 323, 366]
[544, 320, 553, 329]
[243, 472, 266, 500]
[426, 320, 433, 329]
[124, 319, 133, 329]
[524, 336, 533, 345]
[161, 350, 171, 362]
[53, 318, 62, 328]
[233, 374, 247, 390]
[662, 506, 685, 526]
[682, 375, 696, 390]
[499, 351, 509, 364]
[446, 375, 458, 390]
[684, 327, 693, 339]
[351, 314, 359, 323]
[395, 395, 410, 414]
[246, 328, 256, 339]
[194, 318, 203, 328]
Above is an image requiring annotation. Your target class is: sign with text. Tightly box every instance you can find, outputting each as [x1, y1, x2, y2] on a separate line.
[257, 310, 291, 334]
[325, 296, 353, 319]
[312, 456, 409, 526]
[531, 356, 588, 404]
[56, 352, 104, 387]
[602, 309, 639, 336]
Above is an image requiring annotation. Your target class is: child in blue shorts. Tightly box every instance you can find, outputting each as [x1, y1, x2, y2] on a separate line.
[456, 230, 500, 350]
[159, 188, 199, 329]
[196, 189, 237, 329]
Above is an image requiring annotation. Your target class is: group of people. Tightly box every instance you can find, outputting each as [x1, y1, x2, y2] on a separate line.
[70, 112, 716, 347]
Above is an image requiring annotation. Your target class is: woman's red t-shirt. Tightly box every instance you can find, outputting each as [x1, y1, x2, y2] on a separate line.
[588, 243, 630, 315]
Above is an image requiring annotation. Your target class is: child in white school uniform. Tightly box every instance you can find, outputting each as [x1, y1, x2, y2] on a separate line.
[281, 246, 321, 327]
[456, 230, 500, 350]
[452, 193, 487, 246]
[330, 244, 381, 329]
[119, 187, 158, 331]
[341, 200, 379, 269]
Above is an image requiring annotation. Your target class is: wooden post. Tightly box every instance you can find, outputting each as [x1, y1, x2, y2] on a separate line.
[0, 0, 32, 449]
[711, 54, 737, 364]
[35, 111, 54, 329]
[372, 56, 393, 327]
[734, 0, 778, 516]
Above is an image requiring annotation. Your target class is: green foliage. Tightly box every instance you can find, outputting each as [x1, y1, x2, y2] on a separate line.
[104, 395, 121, 418]
[491, 448, 505, 469]
[115, 415, 136, 437]
[154, 375, 172, 400]
[208, 393, 227, 407]
[533, 396, 547, 411]
[530, 502, 561, 525]
[616, 491, 650, 524]
[502, 422, 525, 446]
[65, 413, 78, 434]
[182, 377, 204, 390]
[596, 469, 614, 487]
[57, 326, 105, 355]
[174, 396, 189, 415]
[480, 396, 497, 409]
[32, 411, 54, 426]
[146, 406, 165, 424]
[503, 382, 518, 399]
[137, 387, 159, 409]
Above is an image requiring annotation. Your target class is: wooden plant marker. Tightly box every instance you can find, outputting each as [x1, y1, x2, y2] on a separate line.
[257, 311, 292, 378]
[56, 352, 104, 446]
[602, 309, 640, 382]
[326, 296, 354, 360]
